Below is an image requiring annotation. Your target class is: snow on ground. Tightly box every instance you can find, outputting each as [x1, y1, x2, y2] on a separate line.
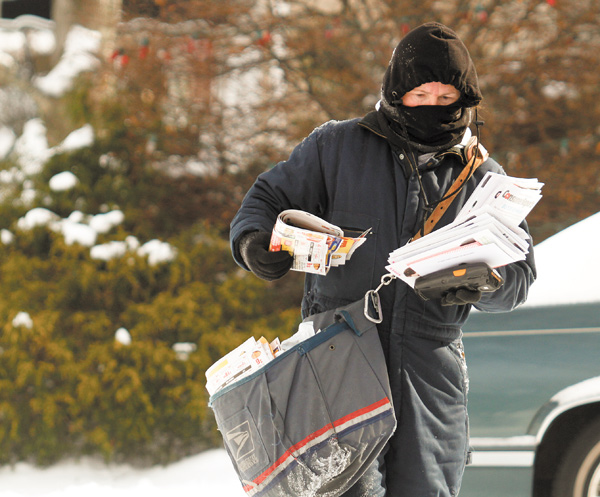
[0, 450, 244, 497]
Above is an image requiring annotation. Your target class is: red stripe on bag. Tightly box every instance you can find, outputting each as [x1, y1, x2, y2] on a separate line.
[332, 397, 390, 429]
[242, 397, 392, 494]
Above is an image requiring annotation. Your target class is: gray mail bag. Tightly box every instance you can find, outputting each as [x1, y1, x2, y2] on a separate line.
[209, 299, 396, 497]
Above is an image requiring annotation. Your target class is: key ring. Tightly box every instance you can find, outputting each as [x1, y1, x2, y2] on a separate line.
[364, 273, 396, 323]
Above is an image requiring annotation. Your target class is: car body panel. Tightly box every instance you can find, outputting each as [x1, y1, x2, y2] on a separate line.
[459, 302, 600, 497]
[461, 467, 533, 497]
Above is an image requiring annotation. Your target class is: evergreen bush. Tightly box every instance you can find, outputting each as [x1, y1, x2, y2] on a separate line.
[0, 130, 303, 467]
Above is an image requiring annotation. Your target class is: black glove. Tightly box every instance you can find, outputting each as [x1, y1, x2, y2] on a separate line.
[441, 288, 482, 306]
[239, 231, 293, 281]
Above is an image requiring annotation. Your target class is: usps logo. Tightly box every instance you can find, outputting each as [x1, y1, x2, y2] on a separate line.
[226, 420, 255, 461]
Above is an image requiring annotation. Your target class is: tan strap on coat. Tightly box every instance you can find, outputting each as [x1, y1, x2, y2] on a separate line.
[412, 137, 489, 242]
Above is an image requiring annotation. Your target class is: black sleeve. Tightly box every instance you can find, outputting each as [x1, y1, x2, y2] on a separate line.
[474, 219, 537, 312]
[229, 127, 329, 270]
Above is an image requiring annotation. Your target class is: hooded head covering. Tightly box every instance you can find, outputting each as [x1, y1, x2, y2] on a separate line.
[378, 22, 482, 152]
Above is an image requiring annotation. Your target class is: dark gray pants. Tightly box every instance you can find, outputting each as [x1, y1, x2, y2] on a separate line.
[341, 335, 470, 497]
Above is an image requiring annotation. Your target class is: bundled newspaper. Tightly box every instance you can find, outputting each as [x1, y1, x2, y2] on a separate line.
[387, 172, 543, 287]
[205, 322, 319, 396]
[269, 210, 371, 275]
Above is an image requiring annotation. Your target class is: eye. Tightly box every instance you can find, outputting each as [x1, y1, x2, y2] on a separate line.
[440, 95, 458, 104]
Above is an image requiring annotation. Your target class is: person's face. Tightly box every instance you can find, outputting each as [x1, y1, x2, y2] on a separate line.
[401, 82, 461, 107]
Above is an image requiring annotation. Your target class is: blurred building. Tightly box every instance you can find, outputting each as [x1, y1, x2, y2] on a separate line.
[0, 0, 52, 19]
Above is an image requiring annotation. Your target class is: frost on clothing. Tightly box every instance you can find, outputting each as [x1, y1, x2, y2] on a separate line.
[257, 441, 352, 497]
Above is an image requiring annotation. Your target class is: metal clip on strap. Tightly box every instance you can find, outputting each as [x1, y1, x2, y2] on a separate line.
[364, 273, 396, 324]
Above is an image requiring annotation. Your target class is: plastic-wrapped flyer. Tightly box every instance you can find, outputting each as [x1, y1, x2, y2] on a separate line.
[205, 336, 279, 396]
[269, 210, 370, 275]
[205, 322, 321, 396]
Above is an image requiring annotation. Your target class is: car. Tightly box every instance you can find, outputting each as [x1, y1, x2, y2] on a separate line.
[459, 213, 600, 497]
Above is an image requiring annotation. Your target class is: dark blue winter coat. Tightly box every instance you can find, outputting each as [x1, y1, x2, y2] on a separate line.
[230, 113, 536, 344]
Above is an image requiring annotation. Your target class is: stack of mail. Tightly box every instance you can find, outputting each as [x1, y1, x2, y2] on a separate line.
[387, 172, 543, 287]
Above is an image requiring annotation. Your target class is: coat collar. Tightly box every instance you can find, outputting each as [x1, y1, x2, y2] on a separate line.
[358, 110, 469, 170]
[357, 110, 386, 139]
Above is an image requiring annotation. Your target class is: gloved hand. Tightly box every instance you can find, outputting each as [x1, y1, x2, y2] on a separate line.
[441, 288, 482, 306]
[239, 231, 293, 281]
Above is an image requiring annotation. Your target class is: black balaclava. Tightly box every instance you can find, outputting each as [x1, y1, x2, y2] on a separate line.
[378, 22, 482, 153]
